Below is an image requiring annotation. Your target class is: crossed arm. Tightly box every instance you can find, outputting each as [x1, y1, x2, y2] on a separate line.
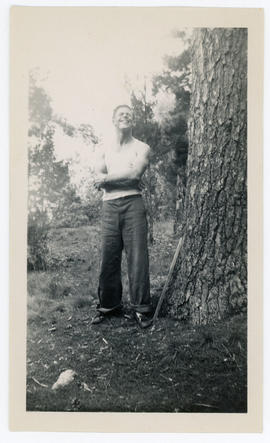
[93, 145, 150, 191]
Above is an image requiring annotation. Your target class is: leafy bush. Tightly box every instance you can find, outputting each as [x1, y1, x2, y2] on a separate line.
[51, 200, 101, 229]
[27, 210, 50, 271]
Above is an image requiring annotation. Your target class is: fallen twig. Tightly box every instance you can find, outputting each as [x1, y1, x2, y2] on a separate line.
[160, 374, 173, 382]
[221, 343, 241, 371]
[32, 377, 48, 388]
[193, 403, 219, 410]
[81, 382, 92, 392]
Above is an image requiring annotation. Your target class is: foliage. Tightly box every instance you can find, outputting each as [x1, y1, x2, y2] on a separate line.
[151, 33, 192, 231]
[28, 71, 101, 267]
[28, 124, 72, 218]
[27, 210, 50, 271]
[130, 88, 175, 240]
[153, 39, 191, 172]
[28, 72, 53, 137]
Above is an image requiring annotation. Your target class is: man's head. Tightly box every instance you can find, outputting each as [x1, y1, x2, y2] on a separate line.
[112, 105, 133, 130]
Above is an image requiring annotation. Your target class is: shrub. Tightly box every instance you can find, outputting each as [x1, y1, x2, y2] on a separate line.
[51, 202, 101, 229]
[27, 210, 50, 271]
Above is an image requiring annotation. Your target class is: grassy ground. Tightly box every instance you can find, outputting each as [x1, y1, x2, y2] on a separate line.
[27, 221, 247, 412]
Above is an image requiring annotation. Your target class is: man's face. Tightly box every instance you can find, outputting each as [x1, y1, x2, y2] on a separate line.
[113, 106, 133, 130]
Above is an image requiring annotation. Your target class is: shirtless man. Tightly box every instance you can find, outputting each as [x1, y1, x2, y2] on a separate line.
[92, 104, 152, 328]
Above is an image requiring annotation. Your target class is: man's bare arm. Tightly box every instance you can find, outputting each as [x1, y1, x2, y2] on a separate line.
[93, 147, 113, 190]
[93, 146, 107, 175]
[94, 144, 150, 190]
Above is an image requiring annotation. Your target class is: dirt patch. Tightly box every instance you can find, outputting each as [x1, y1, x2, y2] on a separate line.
[27, 223, 247, 412]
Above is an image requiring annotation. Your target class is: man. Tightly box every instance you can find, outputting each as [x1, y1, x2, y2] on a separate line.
[92, 104, 152, 328]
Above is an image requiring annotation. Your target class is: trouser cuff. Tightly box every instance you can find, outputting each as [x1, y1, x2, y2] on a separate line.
[130, 303, 152, 314]
[97, 303, 123, 313]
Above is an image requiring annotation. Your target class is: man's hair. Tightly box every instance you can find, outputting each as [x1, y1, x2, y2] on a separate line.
[112, 104, 132, 120]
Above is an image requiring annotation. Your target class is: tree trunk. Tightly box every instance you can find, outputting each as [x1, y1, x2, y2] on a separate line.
[142, 165, 155, 244]
[173, 174, 181, 235]
[167, 28, 247, 324]
[148, 214, 154, 245]
[173, 166, 186, 234]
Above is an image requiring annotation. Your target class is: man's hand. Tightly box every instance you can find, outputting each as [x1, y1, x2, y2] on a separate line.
[93, 173, 107, 190]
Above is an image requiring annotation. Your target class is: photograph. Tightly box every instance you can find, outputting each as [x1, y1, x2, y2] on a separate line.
[9, 6, 263, 433]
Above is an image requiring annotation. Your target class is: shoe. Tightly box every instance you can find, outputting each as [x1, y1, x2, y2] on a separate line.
[134, 312, 153, 329]
[123, 310, 134, 320]
[91, 311, 106, 325]
[91, 305, 124, 325]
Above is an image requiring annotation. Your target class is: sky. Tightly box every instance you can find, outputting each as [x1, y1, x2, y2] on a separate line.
[27, 8, 188, 138]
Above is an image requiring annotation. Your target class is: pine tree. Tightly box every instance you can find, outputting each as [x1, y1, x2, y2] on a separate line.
[167, 28, 247, 324]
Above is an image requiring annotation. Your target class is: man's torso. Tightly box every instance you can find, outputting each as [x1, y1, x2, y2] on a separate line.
[102, 137, 146, 201]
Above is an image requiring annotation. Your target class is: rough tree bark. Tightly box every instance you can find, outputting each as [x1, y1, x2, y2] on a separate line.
[167, 28, 247, 324]
[173, 166, 186, 234]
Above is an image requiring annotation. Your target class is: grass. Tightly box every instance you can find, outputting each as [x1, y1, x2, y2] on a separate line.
[27, 221, 247, 413]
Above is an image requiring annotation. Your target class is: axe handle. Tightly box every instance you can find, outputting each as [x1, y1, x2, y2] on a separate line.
[151, 237, 183, 324]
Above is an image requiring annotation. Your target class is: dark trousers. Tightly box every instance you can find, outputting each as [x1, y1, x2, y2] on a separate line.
[97, 195, 151, 314]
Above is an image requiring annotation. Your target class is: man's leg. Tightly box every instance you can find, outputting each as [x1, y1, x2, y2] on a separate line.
[122, 196, 152, 316]
[96, 201, 123, 316]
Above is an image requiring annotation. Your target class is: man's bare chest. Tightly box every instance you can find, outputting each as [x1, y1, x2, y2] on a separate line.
[104, 145, 138, 172]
